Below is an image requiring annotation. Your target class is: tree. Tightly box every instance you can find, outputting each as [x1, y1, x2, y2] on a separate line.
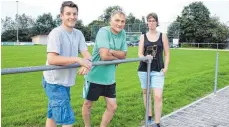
[1, 30, 17, 41]
[170, 1, 229, 49]
[99, 5, 123, 23]
[140, 16, 147, 34]
[98, 6, 145, 33]
[1, 29, 34, 42]
[87, 20, 106, 41]
[126, 13, 137, 24]
[54, 14, 62, 27]
[1, 16, 16, 32]
[125, 13, 144, 32]
[1, 14, 35, 41]
[32, 13, 56, 35]
[177, 2, 210, 43]
[17, 13, 35, 30]
[167, 21, 180, 43]
[74, 20, 91, 41]
[208, 16, 229, 48]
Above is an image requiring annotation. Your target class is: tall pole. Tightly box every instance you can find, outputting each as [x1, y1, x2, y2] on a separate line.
[16, 1, 19, 43]
[145, 58, 152, 127]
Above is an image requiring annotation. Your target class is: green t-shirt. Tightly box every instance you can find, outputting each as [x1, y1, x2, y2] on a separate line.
[85, 26, 127, 85]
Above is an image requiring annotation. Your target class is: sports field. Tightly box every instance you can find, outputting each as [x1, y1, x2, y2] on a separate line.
[1, 46, 229, 127]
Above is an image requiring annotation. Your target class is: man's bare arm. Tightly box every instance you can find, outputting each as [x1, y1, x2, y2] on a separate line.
[109, 49, 126, 59]
[99, 48, 119, 61]
[47, 52, 90, 69]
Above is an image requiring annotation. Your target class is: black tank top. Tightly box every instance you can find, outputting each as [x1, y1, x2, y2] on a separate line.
[138, 33, 164, 72]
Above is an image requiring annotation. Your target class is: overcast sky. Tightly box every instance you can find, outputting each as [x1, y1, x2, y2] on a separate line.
[1, 0, 229, 26]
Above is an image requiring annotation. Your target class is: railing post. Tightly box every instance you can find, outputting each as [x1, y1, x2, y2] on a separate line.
[145, 58, 152, 127]
[214, 52, 219, 94]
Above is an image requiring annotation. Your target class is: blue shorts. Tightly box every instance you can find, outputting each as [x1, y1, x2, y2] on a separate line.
[42, 78, 75, 125]
[138, 71, 165, 89]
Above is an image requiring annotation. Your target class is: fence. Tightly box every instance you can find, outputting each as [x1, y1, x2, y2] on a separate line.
[1, 53, 219, 127]
[1, 57, 152, 126]
[90, 22, 181, 42]
[180, 43, 229, 49]
[90, 23, 146, 41]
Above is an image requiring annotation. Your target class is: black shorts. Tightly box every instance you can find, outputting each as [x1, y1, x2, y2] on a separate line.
[83, 81, 116, 101]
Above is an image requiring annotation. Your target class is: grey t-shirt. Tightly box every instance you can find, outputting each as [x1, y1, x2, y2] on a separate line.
[43, 25, 88, 87]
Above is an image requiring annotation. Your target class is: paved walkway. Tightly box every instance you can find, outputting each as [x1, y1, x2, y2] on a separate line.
[140, 85, 229, 127]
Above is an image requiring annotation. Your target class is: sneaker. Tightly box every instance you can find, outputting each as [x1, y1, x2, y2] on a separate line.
[153, 123, 161, 127]
[148, 119, 154, 126]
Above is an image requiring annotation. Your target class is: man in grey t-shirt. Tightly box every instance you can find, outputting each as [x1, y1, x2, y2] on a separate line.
[42, 1, 92, 127]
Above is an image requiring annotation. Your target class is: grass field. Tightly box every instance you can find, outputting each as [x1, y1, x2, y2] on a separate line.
[1, 46, 229, 127]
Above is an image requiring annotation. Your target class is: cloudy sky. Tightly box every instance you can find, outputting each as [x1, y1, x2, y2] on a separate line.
[1, 0, 229, 26]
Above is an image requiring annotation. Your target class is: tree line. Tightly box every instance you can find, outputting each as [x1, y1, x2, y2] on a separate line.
[167, 2, 229, 48]
[1, 5, 145, 42]
[1, 2, 229, 48]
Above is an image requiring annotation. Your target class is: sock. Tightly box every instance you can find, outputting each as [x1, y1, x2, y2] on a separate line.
[148, 116, 152, 120]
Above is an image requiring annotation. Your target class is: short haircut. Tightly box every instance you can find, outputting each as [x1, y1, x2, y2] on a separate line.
[60, 1, 78, 13]
[110, 10, 126, 18]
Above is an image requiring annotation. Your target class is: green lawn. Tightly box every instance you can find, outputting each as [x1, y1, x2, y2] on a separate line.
[1, 46, 229, 127]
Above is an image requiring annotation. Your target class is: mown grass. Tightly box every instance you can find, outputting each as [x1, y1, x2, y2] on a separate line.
[1, 46, 229, 127]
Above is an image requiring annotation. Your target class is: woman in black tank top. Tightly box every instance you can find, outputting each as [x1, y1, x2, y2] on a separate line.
[137, 12, 170, 127]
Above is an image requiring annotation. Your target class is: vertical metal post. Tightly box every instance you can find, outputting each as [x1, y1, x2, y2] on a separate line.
[16, 1, 19, 43]
[214, 52, 219, 94]
[145, 59, 152, 127]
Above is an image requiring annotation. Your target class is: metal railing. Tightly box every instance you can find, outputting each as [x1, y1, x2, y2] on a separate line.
[214, 53, 219, 94]
[180, 43, 228, 49]
[1, 57, 152, 127]
[1, 54, 219, 127]
[1, 58, 147, 75]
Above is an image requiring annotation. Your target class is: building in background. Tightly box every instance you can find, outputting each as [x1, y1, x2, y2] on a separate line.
[31, 35, 48, 45]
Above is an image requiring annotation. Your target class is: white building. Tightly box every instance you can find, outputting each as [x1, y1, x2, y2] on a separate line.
[31, 35, 48, 45]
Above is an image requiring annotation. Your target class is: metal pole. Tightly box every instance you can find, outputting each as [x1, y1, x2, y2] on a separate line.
[1, 57, 148, 75]
[214, 52, 219, 94]
[178, 22, 180, 47]
[16, 1, 19, 43]
[145, 59, 152, 127]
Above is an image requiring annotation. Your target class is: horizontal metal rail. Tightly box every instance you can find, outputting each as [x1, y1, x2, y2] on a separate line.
[1, 57, 147, 75]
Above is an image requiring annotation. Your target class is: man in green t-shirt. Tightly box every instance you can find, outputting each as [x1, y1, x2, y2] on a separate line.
[82, 10, 128, 127]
